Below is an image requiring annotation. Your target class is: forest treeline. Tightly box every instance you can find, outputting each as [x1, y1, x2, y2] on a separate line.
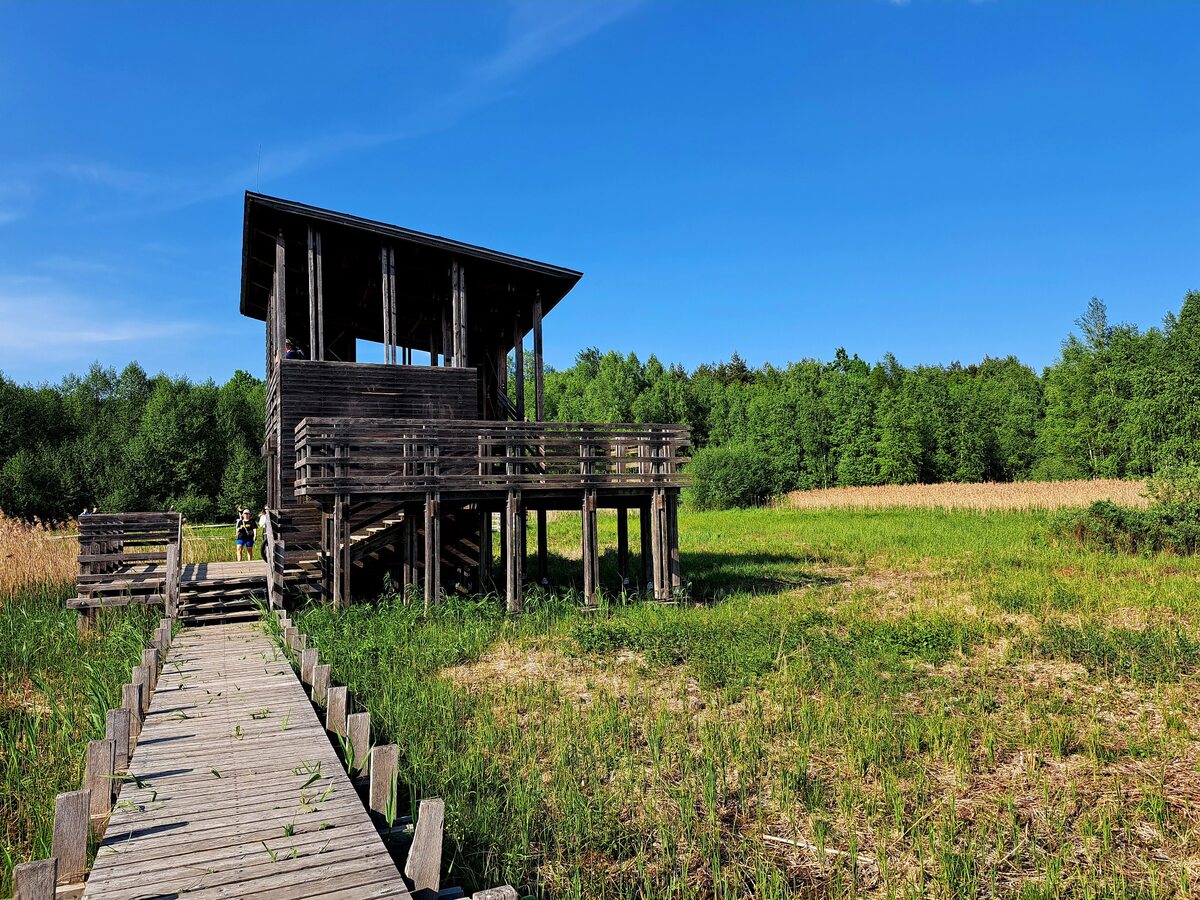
[2, 293, 1197, 519]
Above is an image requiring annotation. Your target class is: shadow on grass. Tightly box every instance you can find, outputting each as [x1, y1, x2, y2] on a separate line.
[538, 547, 843, 601]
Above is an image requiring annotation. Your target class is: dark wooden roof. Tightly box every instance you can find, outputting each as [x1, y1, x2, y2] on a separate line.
[239, 192, 582, 346]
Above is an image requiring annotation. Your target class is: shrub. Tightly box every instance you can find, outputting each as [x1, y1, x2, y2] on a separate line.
[1046, 499, 1200, 555]
[169, 492, 215, 523]
[685, 444, 778, 510]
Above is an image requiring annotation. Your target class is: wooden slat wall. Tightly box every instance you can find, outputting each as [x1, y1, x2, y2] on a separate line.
[275, 362, 479, 551]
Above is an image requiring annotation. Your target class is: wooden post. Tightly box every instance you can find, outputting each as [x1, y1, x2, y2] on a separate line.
[84, 739, 116, 819]
[424, 492, 441, 608]
[165, 541, 179, 618]
[668, 491, 681, 594]
[106, 708, 130, 773]
[640, 504, 653, 593]
[51, 790, 89, 884]
[12, 858, 57, 900]
[617, 505, 629, 588]
[405, 797, 446, 900]
[326, 686, 348, 736]
[652, 489, 669, 601]
[514, 316, 524, 420]
[122, 683, 142, 740]
[315, 229, 325, 359]
[458, 263, 467, 366]
[301, 647, 317, 684]
[312, 664, 331, 705]
[275, 229, 287, 361]
[533, 291, 544, 421]
[478, 507, 491, 591]
[347, 711, 370, 777]
[133, 665, 151, 714]
[536, 510, 548, 586]
[308, 225, 318, 359]
[450, 261, 460, 367]
[333, 494, 350, 608]
[141, 648, 159, 692]
[505, 490, 522, 613]
[582, 490, 599, 606]
[369, 744, 399, 823]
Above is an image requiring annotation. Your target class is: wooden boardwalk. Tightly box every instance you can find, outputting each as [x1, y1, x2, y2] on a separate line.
[83, 623, 411, 899]
[180, 559, 268, 583]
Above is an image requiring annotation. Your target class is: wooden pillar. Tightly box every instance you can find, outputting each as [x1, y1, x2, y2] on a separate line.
[536, 510, 548, 585]
[533, 291, 544, 420]
[640, 503, 653, 593]
[582, 489, 599, 606]
[617, 505, 629, 588]
[668, 491, 681, 593]
[478, 507, 492, 591]
[332, 495, 351, 607]
[424, 492, 440, 609]
[441, 307, 452, 368]
[651, 489, 669, 601]
[314, 229, 324, 359]
[514, 316, 525, 421]
[381, 246, 393, 364]
[505, 490, 523, 613]
[450, 260, 468, 367]
[12, 858, 57, 899]
[274, 230, 287, 360]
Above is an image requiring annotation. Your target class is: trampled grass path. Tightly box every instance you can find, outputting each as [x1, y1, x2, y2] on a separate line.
[82, 623, 410, 899]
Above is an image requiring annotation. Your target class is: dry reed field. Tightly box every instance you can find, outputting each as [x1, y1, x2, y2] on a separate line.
[0, 515, 77, 597]
[782, 478, 1148, 512]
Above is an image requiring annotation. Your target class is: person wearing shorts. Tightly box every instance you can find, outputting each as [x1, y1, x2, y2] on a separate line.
[235, 508, 255, 561]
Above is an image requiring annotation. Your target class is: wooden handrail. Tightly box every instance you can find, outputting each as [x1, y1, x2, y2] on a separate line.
[292, 418, 690, 498]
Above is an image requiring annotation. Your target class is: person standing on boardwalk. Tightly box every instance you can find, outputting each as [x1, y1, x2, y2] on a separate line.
[235, 508, 255, 562]
[258, 507, 269, 562]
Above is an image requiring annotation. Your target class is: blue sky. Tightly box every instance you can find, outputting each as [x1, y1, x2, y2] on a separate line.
[1, 1, 1197, 385]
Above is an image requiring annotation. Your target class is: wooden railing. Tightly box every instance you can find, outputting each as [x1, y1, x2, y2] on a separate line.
[70, 512, 183, 613]
[293, 418, 690, 498]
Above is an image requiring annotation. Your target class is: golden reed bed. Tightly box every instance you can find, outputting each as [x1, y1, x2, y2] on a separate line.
[780, 478, 1148, 511]
[0, 515, 78, 596]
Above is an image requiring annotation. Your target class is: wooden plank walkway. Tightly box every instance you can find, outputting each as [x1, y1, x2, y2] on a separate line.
[84, 623, 411, 899]
[181, 559, 268, 583]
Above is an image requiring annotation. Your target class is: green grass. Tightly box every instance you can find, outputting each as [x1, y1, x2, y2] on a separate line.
[292, 507, 1200, 898]
[0, 583, 155, 894]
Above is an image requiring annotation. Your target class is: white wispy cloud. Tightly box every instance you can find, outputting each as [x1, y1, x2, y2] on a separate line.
[0, 277, 203, 361]
[0, 1, 645, 221]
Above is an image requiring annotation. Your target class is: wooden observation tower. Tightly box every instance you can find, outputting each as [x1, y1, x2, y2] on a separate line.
[240, 192, 689, 611]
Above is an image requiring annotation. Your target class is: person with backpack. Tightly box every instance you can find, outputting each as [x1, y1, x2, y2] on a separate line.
[235, 508, 255, 561]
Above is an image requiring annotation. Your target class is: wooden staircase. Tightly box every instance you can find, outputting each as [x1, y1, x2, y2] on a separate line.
[176, 562, 268, 626]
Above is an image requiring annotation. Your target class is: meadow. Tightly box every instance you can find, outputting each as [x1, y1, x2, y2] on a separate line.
[0, 516, 232, 894]
[2, 495, 1198, 897]
[294, 503, 1200, 899]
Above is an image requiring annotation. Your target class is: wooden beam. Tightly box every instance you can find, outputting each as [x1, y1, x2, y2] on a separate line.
[424, 492, 440, 609]
[536, 509, 548, 586]
[315, 229, 325, 360]
[458, 263, 468, 367]
[582, 489, 599, 606]
[308, 226, 317, 359]
[514, 315, 525, 420]
[389, 246, 398, 365]
[478, 507, 492, 591]
[617, 505, 629, 588]
[533, 291, 544, 421]
[668, 491, 681, 593]
[640, 504, 653, 593]
[505, 490, 522, 613]
[450, 261, 460, 366]
[275, 230, 287, 362]
[381, 246, 392, 364]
